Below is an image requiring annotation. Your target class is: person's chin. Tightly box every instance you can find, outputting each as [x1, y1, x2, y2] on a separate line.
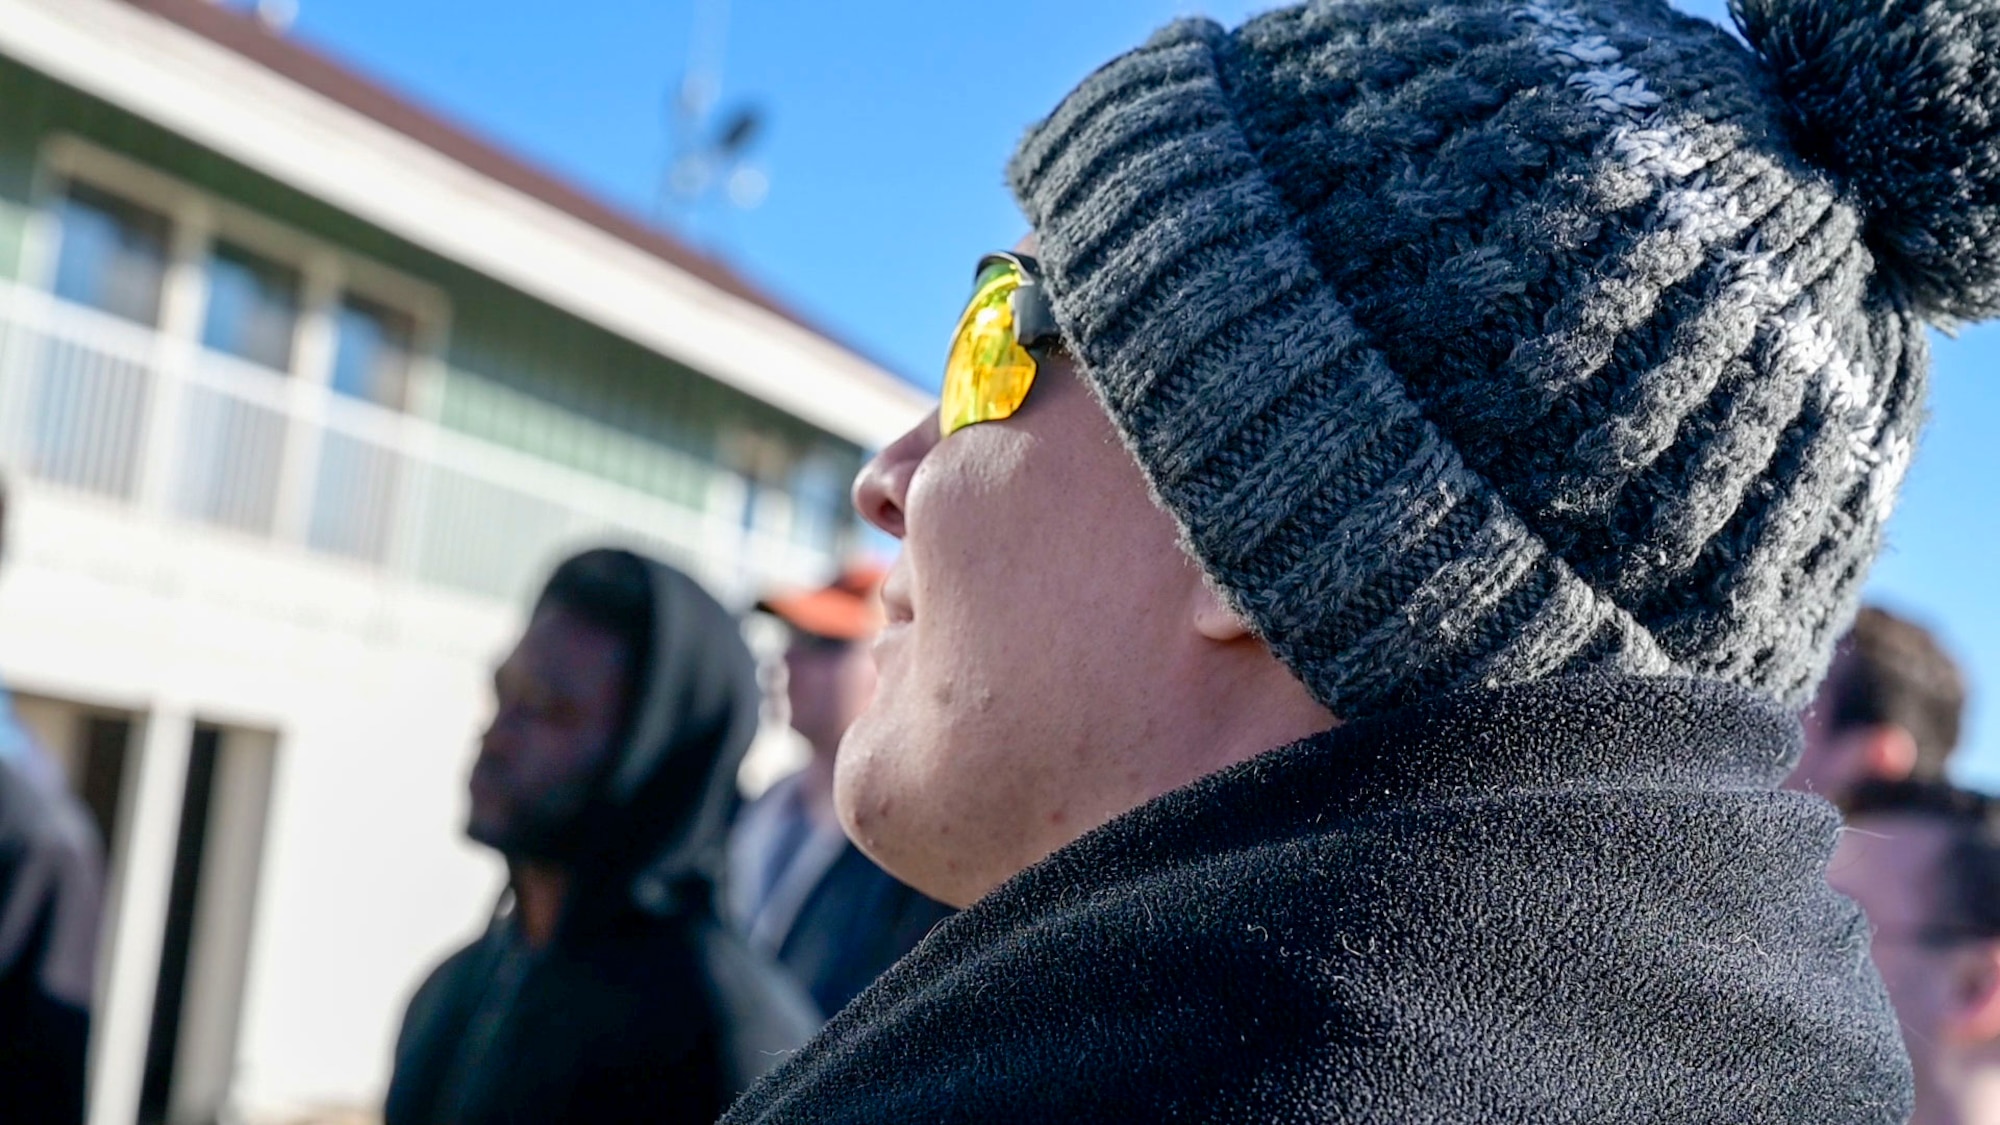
[836, 725, 972, 902]
[831, 720, 877, 831]
[832, 712, 908, 849]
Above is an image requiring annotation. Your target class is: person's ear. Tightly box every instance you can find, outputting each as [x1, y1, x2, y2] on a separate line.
[1946, 942, 2000, 1046]
[1191, 573, 1252, 643]
[1854, 725, 1921, 782]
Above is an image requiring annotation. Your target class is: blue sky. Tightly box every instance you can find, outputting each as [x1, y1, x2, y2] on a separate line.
[271, 0, 2000, 786]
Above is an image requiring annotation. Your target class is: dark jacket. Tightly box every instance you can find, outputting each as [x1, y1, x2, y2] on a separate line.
[730, 772, 954, 1015]
[386, 563, 818, 1125]
[723, 674, 1912, 1123]
[765, 842, 954, 1016]
[0, 753, 103, 1125]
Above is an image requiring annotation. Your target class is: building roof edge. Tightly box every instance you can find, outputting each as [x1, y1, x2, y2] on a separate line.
[115, 0, 895, 374]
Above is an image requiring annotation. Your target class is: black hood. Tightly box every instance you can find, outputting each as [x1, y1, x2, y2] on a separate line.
[563, 559, 761, 919]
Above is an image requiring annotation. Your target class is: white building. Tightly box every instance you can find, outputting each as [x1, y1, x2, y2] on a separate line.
[0, 0, 928, 1121]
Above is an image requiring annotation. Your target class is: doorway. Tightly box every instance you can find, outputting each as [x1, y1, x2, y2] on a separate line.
[138, 723, 278, 1125]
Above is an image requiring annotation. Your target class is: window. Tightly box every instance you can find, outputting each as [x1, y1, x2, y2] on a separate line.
[330, 295, 415, 409]
[202, 241, 299, 371]
[311, 296, 413, 560]
[52, 181, 170, 326]
[788, 453, 850, 554]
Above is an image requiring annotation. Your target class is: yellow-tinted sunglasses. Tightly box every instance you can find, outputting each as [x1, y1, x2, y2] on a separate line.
[939, 252, 1061, 438]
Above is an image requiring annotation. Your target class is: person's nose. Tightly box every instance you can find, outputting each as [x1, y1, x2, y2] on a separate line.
[477, 723, 502, 762]
[853, 412, 937, 540]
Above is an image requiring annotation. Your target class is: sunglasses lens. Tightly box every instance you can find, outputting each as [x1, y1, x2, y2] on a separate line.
[940, 261, 1038, 438]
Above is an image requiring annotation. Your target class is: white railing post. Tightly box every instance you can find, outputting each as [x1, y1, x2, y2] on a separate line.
[383, 352, 452, 585]
[0, 284, 38, 473]
[132, 206, 211, 518]
[0, 188, 63, 481]
[271, 255, 341, 547]
[750, 484, 795, 584]
[704, 470, 751, 599]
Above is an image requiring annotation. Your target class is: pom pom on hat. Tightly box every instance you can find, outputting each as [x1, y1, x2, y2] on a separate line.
[1733, 0, 2000, 320]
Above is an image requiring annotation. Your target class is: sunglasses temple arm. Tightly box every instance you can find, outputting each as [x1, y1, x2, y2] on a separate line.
[1010, 283, 1059, 350]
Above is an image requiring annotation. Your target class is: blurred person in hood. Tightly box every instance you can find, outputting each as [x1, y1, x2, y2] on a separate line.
[728, 567, 951, 1017]
[1789, 606, 1967, 808]
[385, 548, 816, 1125]
[0, 474, 104, 1125]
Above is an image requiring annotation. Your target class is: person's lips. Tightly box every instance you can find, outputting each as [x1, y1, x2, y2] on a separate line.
[873, 568, 914, 665]
[879, 567, 915, 627]
[468, 757, 506, 802]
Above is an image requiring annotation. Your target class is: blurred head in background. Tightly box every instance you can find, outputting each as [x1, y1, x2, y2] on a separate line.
[1836, 780, 2000, 1125]
[760, 566, 884, 767]
[468, 549, 651, 859]
[1790, 607, 1967, 809]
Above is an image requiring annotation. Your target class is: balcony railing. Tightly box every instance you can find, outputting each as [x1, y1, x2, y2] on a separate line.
[0, 280, 834, 605]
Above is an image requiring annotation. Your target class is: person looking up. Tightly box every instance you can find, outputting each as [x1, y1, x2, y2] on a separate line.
[385, 548, 815, 1125]
[722, 0, 2000, 1117]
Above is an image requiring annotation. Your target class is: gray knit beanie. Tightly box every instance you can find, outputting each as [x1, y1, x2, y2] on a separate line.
[1007, 0, 2000, 718]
